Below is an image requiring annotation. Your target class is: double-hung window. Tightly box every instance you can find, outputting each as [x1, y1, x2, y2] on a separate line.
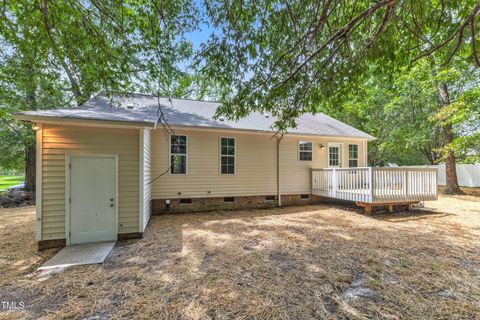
[298, 141, 313, 161]
[348, 144, 359, 167]
[170, 135, 187, 174]
[220, 137, 235, 174]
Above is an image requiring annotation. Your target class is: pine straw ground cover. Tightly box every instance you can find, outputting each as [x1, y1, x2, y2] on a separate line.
[1, 192, 479, 319]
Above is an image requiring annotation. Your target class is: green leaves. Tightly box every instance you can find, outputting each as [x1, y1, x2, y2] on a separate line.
[0, 0, 200, 171]
[332, 57, 479, 166]
[1, 0, 479, 171]
[199, 0, 480, 131]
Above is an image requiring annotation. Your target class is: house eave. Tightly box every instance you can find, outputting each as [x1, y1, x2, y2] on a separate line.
[14, 113, 155, 129]
[166, 124, 375, 140]
[13, 113, 375, 140]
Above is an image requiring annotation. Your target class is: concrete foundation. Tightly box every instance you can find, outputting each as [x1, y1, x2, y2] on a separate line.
[38, 232, 142, 251]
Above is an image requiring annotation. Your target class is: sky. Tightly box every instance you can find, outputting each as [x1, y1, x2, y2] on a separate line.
[185, 0, 218, 51]
[185, 22, 214, 51]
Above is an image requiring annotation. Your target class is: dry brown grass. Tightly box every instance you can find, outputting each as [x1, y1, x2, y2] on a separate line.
[1, 191, 479, 319]
[438, 185, 480, 198]
[0, 207, 58, 287]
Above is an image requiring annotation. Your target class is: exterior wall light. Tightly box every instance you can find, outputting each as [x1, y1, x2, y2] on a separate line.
[319, 144, 325, 150]
[32, 124, 40, 131]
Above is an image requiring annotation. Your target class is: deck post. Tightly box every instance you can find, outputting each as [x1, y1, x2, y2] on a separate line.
[368, 167, 374, 202]
[332, 168, 337, 198]
[404, 169, 409, 201]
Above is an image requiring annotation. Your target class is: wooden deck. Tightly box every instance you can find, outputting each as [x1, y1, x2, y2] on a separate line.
[312, 167, 438, 210]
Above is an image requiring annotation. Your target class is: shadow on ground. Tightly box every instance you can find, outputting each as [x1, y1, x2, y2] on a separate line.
[1, 197, 479, 319]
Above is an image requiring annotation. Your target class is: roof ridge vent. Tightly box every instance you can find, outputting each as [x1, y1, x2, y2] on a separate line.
[126, 103, 135, 109]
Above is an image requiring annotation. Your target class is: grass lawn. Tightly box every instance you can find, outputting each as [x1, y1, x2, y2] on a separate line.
[0, 176, 24, 191]
[0, 191, 479, 319]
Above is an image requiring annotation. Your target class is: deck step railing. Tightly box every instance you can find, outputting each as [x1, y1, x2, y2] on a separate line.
[312, 167, 438, 203]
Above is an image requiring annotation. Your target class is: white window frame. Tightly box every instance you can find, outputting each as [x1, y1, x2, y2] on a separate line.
[169, 134, 188, 175]
[348, 144, 359, 168]
[219, 136, 236, 175]
[328, 143, 342, 167]
[298, 140, 313, 161]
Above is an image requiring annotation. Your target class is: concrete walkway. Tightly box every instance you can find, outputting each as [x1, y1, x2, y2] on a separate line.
[38, 242, 116, 271]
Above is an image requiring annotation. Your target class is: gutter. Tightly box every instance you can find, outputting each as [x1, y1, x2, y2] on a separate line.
[13, 113, 375, 140]
[277, 134, 284, 207]
[14, 114, 155, 128]
[167, 124, 375, 140]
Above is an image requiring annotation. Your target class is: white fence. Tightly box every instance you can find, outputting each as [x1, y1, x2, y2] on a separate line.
[312, 167, 438, 203]
[410, 164, 480, 187]
[437, 164, 480, 187]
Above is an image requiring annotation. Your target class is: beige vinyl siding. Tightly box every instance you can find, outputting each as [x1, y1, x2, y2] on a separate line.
[41, 124, 139, 240]
[279, 136, 366, 194]
[151, 128, 367, 199]
[151, 130, 277, 198]
[143, 129, 152, 231]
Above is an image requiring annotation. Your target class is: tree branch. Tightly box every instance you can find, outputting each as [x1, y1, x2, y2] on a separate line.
[273, 0, 395, 90]
[413, 0, 480, 63]
[471, 16, 480, 67]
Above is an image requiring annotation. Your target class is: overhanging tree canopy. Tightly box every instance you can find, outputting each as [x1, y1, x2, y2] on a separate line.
[0, 0, 198, 190]
[200, 0, 480, 129]
[1, 0, 479, 194]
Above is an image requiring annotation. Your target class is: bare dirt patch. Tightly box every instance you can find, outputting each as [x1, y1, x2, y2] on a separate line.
[1, 193, 479, 319]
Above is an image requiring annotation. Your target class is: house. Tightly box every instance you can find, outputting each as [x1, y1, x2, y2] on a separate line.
[15, 93, 437, 249]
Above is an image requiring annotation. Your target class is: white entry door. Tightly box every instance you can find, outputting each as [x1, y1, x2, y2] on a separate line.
[328, 144, 342, 167]
[69, 156, 116, 245]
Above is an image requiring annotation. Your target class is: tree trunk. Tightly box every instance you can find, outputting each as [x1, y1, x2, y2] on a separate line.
[438, 83, 463, 194]
[24, 142, 36, 192]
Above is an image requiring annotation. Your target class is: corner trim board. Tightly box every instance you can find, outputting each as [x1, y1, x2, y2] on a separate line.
[139, 128, 145, 233]
[364, 140, 368, 166]
[35, 124, 43, 241]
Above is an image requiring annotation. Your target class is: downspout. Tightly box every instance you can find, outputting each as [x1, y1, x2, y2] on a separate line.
[277, 134, 284, 207]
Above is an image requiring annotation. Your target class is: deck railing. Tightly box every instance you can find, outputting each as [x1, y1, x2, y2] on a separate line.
[312, 167, 438, 203]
